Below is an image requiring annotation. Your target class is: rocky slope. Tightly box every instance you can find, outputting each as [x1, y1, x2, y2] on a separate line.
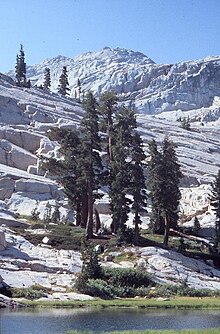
[0, 47, 220, 293]
[7, 47, 220, 116]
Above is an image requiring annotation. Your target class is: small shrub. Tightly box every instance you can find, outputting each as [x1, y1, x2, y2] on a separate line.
[85, 279, 115, 299]
[31, 205, 40, 221]
[11, 286, 46, 300]
[155, 284, 178, 297]
[102, 267, 150, 289]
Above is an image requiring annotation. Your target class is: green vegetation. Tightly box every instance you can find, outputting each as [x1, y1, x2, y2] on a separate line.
[148, 137, 182, 246]
[11, 285, 49, 300]
[75, 242, 151, 299]
[67, 330, 220, 334]
[180, 116, 191, 131]
[210, 169, 220, 252]
[20, 296, 220, 309]
[12, 223, 85, 251]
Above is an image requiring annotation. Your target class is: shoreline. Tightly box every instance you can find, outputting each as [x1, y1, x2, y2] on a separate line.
[18, 296, 220, 309]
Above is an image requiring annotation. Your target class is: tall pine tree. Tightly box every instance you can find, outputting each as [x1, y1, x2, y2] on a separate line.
[43, 67, 51, 89]
[79, 92, 103, 239]
[210, 170, 220, 248]
[148, 137, 182, 246]
[99, 91, 118, 163]
[15, 44, 29, 87]
[109, 105, 147, 241]
[130, 132, 147, 244]
[43, 127, 84, 227]
[58, 66, 70, 96]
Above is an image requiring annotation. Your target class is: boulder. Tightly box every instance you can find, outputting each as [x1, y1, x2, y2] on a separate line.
[0, 177, 15, 200]
[0, 212, 28, 228]
[15, 179, 51, 194]
[0, 230, 7, 250]
[0, 293, 23, 308]
[0, 127, 43, 152]
[0, 139, 37, 171]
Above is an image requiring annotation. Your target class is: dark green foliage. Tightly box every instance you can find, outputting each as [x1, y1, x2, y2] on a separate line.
[15, 44, 29, 87]
[43, 201, 52, 224]
[85, 279, 115, 299]
[153, 283, 220, 298]
[43, 67, 51, 89]
[109, 105, 147, 240]
[109, 123, 132, 235]
[76, 78, 82, 101]
[102, 267, 150, 289]
[51, 201, 61, 224]
[58, 66, 70, 96]
[43, 128, 84, 227]
[180, 116, 191, 130]
[130, 132, 147, 244]
[148, 137, 182, 246]
[77, 266, 151, 299]
[43, 95, 103, 239]
[98, 95, 147, 242]
[193, 216, 200, 234]
[210, 170, 220, 246]
[12, 286, 48, 300]
[147, 139, 164, 234]
[31, 204, 40, 221]
[48, 225, 84, 250]
[99, 91, 118, 163]
[81, 242, 103, 280]
[79, 92, 103, 238]
[75, 241, 103, 292]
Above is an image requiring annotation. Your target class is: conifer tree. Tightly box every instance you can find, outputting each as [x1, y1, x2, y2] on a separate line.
[109, 126, 131, 235]
[58, 66, 70, 96]
[43, 95, 103, 239]
[15, 44, 28, 87]
[109, 106, 135, 235]
[148, 137, 182, 246]
[109, 105, 147, 240]
[210, 170, 220, 246]
[193, 216, 200, 234]
[180, 116, 191, 131]
[76, 78, 82, 101]
[43, 127, 84, 227]
[75, 240, 103, 292]
[43, 201, 52, 224]
[99, 91, 118, 163]
[161, 137, 182, 246]
[79, 91, 103, 239]
[148, 139, 164, 234]
[51, 201, 61, 224]
[43, 67, 51, 89]
[130, 132, 147, 244]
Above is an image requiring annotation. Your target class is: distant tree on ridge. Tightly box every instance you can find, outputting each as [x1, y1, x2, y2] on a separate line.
[57, 66, 70, 96]
[43, 67, 51, 89]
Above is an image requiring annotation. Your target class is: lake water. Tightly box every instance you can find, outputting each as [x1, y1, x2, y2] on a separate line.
[1, 307, 220, 334]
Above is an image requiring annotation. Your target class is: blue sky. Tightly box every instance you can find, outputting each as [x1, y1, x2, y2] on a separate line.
[1, 0, 220, 72]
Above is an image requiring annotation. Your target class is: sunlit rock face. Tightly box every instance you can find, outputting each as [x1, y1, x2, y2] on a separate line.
[9, 48, 219, 115]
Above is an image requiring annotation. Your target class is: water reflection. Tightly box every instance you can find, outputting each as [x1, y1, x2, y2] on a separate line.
[1, 308, 220, 334]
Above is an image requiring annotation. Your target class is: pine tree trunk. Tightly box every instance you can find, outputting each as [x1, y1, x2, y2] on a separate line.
[81, 193, 88, 228]
[163, 213, 170, 247]
[75, 201, 81, 226]
[108, 120, 113, 163]
[85, 178, 93, 239]
[133, 212, 139, 246]
[94, 208, 101, 233]
[108, 134, 112, 163]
